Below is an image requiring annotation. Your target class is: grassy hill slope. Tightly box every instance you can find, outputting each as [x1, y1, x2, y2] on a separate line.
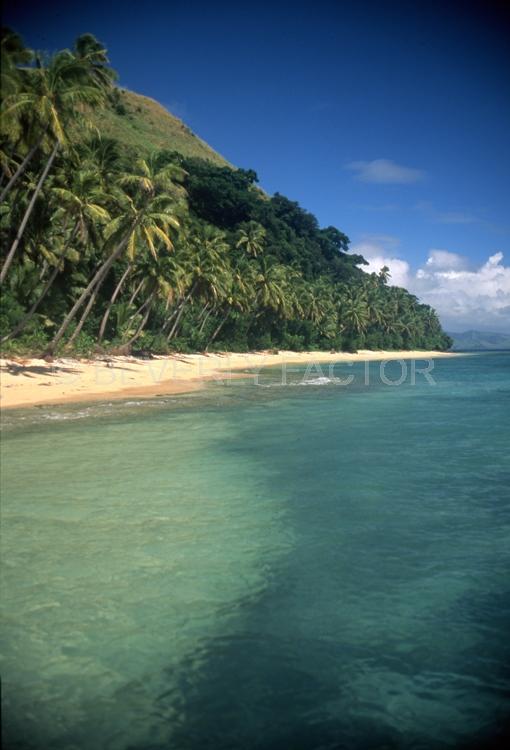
[87, 88, 231, 166]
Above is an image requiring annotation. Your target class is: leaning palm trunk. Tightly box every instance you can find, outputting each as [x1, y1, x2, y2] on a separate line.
[1, 223, 78, 343]
[205, 310, 230, 351]
[196, 302, 210, 322]
[0, 130, 47, 203]
[39, 259, 49, 281]
[46, 223, 136, 354]
[65, 280, 104, 347]
[127, 279, 145, 307]
[129, 290, 154, 321]
[97, 264, 132, 342]
[1, 265, 60, 343]
[0, 141, 59, 285]
[166, 283, 197, 342]
[159, 304, 180, 335]
[124, 291, 156, 347]
[198, 305, 214, 335]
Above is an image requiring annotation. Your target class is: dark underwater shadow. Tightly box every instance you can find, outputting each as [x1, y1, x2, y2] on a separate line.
[127, 578, 407, 750]
[125, 367, 510, 750]
[125, 574, 510, 750]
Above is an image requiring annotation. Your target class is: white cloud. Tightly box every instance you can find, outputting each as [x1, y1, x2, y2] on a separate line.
[350, 240, 510, 332]
[351, 241, 411, 287]
[414, 251, 510, 331]
[346, 159, 424, 184]
[425, 249, 468, 271]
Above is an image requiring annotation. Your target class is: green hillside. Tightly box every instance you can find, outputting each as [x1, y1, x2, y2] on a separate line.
[86, 88, 231, 166]
[0, 30, 452, 356]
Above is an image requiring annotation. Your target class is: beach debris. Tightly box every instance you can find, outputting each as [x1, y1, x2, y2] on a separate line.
[132, 349, 155, 360]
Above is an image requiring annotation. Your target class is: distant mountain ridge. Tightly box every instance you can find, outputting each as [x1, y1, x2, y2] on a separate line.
[448, 330, 510, 350]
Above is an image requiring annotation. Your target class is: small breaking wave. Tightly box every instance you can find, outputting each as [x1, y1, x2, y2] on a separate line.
[0, 397, 181, 430]
[298, 376, 335, 386]
[253, 375, 339, 388]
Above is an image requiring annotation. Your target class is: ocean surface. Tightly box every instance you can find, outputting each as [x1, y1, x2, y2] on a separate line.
[1, 352, 510, 750]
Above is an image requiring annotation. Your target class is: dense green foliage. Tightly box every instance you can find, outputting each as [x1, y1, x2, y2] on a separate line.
[0, 29, 452, 356]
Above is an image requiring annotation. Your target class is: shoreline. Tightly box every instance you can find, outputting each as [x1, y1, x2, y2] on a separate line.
[0, 350, 460, 410]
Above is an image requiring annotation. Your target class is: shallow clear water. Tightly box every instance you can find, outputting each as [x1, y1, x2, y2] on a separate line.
[1, 353, 510, 749]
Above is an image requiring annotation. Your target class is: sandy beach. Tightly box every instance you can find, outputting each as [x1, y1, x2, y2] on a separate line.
[0, 350, 459, 409]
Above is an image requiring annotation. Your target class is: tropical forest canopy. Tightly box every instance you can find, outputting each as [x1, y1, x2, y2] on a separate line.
[0, 29, 453, 355]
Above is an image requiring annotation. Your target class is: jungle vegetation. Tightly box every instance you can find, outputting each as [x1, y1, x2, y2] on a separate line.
[0, 29, 452, 356]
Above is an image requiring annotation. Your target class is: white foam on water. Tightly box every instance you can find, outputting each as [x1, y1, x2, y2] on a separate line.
[298, 376, 335, 386]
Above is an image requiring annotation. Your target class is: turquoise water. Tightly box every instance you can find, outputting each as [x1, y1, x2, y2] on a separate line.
[1, 353, 510, 749]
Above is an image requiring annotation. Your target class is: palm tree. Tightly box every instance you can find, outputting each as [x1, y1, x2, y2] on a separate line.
[8, 163, 111, 344]
[119, 154, 186, 202]
[93, 150, 185, 341]
[341, 288, 370, 336]
[51, 165, 111, 245]
[72, 33, 116, 90]
[1, 41, 113, 283]
[0, 27, 31, 92]
[366, 285, 385, 329]
[303, 277, 339, 340]
[1, 143, 60, 283]
[205, 258, 254, 350]
[236, 221, 266, 258]
[253, 257, 291, 316]
[166, 225, 230, 341]
[0, 229, 80, 342]
[97, 263, 132, 342]
[0, 28, 34, 195]
[378, 265, 391, 284]
[77, 135, 123, 188]
[46, 190, 179, 352]
[121, 255, 177, 348]
[1, 32, 113, 199]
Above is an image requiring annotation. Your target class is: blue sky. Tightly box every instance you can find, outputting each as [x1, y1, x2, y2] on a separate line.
[4, 0, 510, 331]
